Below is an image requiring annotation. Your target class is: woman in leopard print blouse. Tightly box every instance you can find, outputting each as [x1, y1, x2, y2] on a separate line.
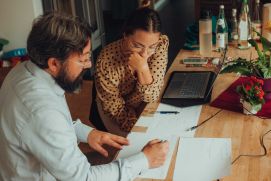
[94, 7, 169, 136]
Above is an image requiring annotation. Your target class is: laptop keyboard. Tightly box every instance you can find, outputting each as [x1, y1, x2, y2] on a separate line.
[163, 72, 211, 99]
[178, 72, 210, 98]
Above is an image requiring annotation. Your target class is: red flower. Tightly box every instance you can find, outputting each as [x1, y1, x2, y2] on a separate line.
[251, 76, 264, 86]
[258, 79, 264, 86]
[250, 76, 264, 85]
[256, 89, 265, 100]
[237, 76, 265, 106]
[260, 90, 264, 96]
[245, 84, 252, 91]
[251, 76, 257, 82]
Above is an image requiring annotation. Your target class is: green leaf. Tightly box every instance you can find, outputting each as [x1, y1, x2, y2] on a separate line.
[221, 64, 252, 75]
[251, 64, 264, 78]
[0, 38, 9, 51]
[236, 86, 241, 93]
[221, 59, 255, 76]
[254, 60, 271, 78]
[0, 38, 9, 46]
[257, 31, 271, 52]
[263, 69, 271, 78]
[242, 84, 249, 95]
[222, 31, 271, 78]
[248, 38, 264, 60]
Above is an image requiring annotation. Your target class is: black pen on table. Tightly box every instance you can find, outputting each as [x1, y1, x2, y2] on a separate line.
[156, 111, 180, 114]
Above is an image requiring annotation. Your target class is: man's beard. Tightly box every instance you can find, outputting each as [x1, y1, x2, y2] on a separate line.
[54, 66, 87, 93]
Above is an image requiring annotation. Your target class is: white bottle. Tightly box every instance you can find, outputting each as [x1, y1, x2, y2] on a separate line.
[216, 5, 228, 51]
[252, 0, 261, 40]
[238, 0, 251, 49]
[230, 9, 239, 46]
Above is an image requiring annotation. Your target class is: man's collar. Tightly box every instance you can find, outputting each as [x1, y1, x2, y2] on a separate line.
[26, 61, 65, 96]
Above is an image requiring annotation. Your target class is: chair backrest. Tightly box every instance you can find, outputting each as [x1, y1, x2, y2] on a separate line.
[89, 81, 108, 131]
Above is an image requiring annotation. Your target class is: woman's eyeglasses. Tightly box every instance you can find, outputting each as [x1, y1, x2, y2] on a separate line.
[129, 41, 158, 55]
[73, 53, 92, 69]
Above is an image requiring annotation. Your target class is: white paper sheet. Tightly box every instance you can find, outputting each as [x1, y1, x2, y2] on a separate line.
[134, 103, 181, 128]
[117, 132, 178, 179]
[134, 115, 157, 128]
[173, 138, 231, 181]
[145, 103, 202, 138]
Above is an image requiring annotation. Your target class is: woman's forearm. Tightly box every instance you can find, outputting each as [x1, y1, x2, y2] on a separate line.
[136, 66, 153, 85]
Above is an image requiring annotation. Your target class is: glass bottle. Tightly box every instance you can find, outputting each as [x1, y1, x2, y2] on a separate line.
[252, 0, 261, 40]
[216, 5, 228, 51]
[238, 0, 251, 49]
[230, 9, 239, 46]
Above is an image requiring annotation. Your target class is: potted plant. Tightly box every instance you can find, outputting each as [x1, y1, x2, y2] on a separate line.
[237, 76, 265, 114]
[0, 38, 9, 58]
[221, 31, 271, 99]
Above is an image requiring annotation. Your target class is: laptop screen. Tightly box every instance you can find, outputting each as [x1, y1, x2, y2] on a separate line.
[161, 47, 228, 107]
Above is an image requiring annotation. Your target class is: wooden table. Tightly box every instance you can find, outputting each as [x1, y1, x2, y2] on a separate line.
[132, 46, 271, 181]
[85, 45, 271, 180]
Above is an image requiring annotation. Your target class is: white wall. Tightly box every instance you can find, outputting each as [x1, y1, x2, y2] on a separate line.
[0, 0, 43, 51]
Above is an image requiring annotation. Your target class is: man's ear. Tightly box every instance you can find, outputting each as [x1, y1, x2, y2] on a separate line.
[47, 58, 61, 77]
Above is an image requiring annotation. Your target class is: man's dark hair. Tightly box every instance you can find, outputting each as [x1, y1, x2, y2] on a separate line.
[123, 7, 162, 36]
[27, 12, 92, 69]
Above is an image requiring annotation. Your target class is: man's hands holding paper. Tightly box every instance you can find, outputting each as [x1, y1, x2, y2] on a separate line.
[88, 129, 169, 169]
[142, 139, 169, 168]
[87, 129, 129, 157]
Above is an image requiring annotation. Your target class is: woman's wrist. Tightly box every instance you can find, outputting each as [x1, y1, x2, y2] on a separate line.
[137, 67, 153, 85]
[136, 63, 149, 73]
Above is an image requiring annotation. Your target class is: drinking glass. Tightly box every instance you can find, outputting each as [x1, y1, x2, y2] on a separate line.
[199, 19, 212, 57]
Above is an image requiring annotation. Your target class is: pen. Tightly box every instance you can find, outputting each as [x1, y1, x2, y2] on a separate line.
[156, 111, 180, 114]
[159, 140, 168, 143]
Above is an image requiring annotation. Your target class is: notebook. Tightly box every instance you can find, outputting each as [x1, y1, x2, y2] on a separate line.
[161, 47, 228, 107]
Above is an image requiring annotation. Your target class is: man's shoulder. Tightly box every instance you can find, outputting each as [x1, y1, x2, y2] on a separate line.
[16, 82, 60, 114]
[12, 64, 55, 96]
[3, 62, 61, 112]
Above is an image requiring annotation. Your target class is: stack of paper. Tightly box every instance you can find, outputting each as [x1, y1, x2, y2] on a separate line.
[173, 138, 231, 181]
[139, 103, 202, 138]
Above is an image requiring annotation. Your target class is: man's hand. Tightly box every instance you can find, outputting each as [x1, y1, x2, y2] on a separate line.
[87, 129, 129, 157]
[142, 139, 169, 169]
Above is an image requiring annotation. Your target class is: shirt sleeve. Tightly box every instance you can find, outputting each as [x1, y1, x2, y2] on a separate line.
[20, 109, 149, 181]
[127, 35, 169, 103]
[73, 118, 93, 143]
[95, 52, 139, 132]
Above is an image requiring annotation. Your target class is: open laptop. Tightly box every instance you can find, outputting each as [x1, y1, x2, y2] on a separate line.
[161, 46, 228, 107]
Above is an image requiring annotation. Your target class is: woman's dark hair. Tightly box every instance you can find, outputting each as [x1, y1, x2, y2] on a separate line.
[27, 12, 92, 69]
[123, 7, 162, 36]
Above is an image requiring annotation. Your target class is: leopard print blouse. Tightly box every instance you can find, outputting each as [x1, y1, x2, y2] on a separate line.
[95, 35, 169, 132]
